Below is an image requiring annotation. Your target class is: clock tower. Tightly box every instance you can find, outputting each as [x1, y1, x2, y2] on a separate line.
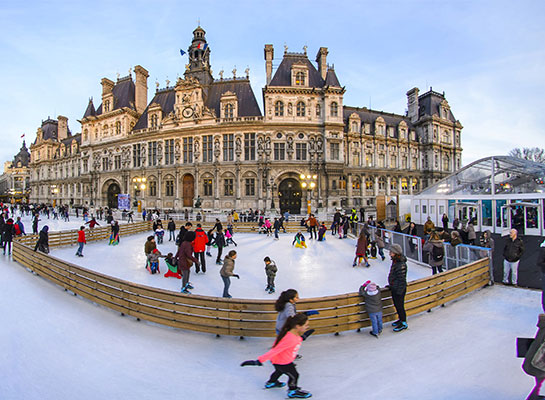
[184, 26, 213, 86]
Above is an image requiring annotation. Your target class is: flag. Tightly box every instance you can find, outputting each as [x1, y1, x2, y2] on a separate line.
[180, 49, 186, 56]
[21, 134, 25, 138]
[196, 43, 208, 50]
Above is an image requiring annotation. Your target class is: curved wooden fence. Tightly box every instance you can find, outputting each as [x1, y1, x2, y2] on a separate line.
[13, 222, 492, 337]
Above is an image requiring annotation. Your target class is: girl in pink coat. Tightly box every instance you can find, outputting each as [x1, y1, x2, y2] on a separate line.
[241, 313, 313, 398]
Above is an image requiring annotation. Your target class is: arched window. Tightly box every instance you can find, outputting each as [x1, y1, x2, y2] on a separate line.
[296, 101, 306, 117]
[443, 155, 450, 171]
[103, 124, 109, 136]
[401, 178, 408, 190]
[412, 178, 419, 191]
[295, 72, 306, 86]
[390, 178, 397, 191]
[390, 155, 397, 168]
[352, 121, 358, 132]
[115, 121, 121, 134]
[316, 103, 321, 117]
[378, 177, 386, 190]
[274, 101, 284, 117]
[330, 102, 338, 117]
[224, 103, 234, 118]
[366, 177, 374, 190]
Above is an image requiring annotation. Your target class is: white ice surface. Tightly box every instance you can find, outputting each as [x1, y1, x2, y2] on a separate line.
[0, 223, 538, 400]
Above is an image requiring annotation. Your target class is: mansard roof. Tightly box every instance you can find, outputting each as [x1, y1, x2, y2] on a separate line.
[96, 76, 136, 115]
[133, 78, 262, 130]
[11, 141, 30, 167]
[324, 68, 341, 87]
[133, 89, 176, 130]
[343, 106, 414, 136]
[41, 118, 60, 141]
[418, 89, 457, 122]
[269, 52, 325, 87]
[83, 98, 97, 118]
[206, 79, 262, 117]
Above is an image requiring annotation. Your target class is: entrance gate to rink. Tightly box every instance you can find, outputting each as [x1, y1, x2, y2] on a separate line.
[355, 223, 494, 282]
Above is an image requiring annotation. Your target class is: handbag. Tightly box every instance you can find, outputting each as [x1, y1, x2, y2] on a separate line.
[186, 258, 193, 268]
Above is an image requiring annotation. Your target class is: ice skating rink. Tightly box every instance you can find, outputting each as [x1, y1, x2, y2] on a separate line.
[0, 218, 538, 399]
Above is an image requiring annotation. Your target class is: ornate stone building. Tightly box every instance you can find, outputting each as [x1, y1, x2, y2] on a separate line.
[29, 26, 463, 214]
[0, 141, 31, 203]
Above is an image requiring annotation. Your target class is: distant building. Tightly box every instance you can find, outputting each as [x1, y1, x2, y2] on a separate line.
[29, 26, 463, 213]
[0, 141, 30, 203]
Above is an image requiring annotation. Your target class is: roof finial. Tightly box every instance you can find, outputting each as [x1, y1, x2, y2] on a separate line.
[303, 45, 307, 55]
[155, 80, 160, 91]
[116, 72, 120, 80]
[197, 17, 200, 27]
[245, 66, 250, 79]
[128, 67, 132, 77]
[166, 77, 170, 87]
[284, 43, 288, 54]
[219, 69, 224, 80]
[232, 66, 237, 79]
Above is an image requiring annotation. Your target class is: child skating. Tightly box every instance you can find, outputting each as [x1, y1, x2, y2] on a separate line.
[354, 229, 370, 267]
[241, 313, 314, 398]
[359, 280, 383, 337]
[264, 256, 277, 294]
[292, 232, 307, 248]
[164, 252, 181, 279]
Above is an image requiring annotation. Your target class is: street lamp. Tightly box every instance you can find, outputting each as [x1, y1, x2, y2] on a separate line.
[132, 176, 146, 212]
[300, 174, 317, 215]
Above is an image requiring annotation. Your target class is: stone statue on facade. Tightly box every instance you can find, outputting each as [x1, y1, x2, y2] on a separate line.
[194, 195, 202, 208]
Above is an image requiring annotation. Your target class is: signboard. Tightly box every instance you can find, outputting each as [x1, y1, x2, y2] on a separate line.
[118, 194, 130, 210]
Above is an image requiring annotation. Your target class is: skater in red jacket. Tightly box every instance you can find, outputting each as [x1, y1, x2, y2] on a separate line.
[192, 224, 209, 273]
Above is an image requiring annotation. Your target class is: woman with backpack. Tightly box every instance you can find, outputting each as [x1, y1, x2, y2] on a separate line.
[423, 231, 445, 275]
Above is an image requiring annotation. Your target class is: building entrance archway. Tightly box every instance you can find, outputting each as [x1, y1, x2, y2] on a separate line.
[279, 178, 302, 215]
[106, 182, 121, 209]
[182, 174, 195, 207]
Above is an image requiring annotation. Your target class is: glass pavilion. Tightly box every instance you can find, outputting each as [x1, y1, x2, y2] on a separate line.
[407, 156, 545, 236]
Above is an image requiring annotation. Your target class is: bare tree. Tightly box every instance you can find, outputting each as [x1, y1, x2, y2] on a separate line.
[508, 147, 545, 163]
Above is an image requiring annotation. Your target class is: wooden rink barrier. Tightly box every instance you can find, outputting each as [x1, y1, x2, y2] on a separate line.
[13, 221, 492, 337]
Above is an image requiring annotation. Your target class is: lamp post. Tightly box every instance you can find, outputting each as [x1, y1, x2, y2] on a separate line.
[300, 174, 317, 215]
[51, 185, 59, 207]
[132, 176, 147, 213]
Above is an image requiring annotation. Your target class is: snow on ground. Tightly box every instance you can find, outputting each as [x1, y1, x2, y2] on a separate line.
[50, 231, 430, 298]
[0, 227, 540, 399]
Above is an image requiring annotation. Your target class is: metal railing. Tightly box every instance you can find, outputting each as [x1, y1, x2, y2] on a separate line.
[356, 222, 494, 283]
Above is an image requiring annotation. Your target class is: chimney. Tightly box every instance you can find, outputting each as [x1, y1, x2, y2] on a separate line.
[406, 87, 420, 123]
[57, 115, 68, 141]
[264, 44, 274, 85]
[101, 78, 114, 96]
[316, 47, 328, 81]
[134, 65, 149, 114]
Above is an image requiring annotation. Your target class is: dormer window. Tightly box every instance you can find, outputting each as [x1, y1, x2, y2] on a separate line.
[295, 72, 306, 86]
[352, 122, 358, 132]
[275, 101, 284, 117]
[296, 101, 306, 117]
[224, 104, 234, 118]
[104, 100, 110, 113]
[150, 115, 158, 128]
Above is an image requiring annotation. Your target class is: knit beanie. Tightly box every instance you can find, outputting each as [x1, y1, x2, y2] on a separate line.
[390, 244, 403, 255]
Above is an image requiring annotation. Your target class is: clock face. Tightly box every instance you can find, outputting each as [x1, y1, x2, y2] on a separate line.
[182, 107, 194, 118]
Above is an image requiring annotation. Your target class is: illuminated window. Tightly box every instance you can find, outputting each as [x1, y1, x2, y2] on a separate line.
[295, 72, 305, 86]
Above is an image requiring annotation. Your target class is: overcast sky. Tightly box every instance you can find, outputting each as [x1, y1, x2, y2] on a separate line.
[0, 0, 543, 168]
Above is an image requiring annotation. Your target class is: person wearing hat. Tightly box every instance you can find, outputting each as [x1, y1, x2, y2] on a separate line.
[359, 280, 383, 337]
[387, 243, 408, 332]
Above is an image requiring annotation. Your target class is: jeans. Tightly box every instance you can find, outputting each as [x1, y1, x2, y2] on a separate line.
[503, 260, 520, 284]
[378, 247, 385, 259]
[169, 230, 175, 241]
[182, 269, 190, 288]
[369, 311, 383, 335]
[267, 275, 275, 289]
[274, 228, 279, 239]
[76, 242, 84, 256]
[431, 265, 444, 275]
[222, 275, 231, 297]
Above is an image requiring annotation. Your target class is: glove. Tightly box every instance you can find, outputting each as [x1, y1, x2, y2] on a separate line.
[233, 274, 240, 279]
[240, 360, 262, 367]
[361, 280, 371, 288]
[301, 329, 315, 341]
[303, 310, 319, 316]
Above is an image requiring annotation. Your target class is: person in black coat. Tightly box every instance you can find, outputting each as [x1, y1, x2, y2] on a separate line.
[211, 229, 226, 265]
[167, 218, 176, 241]
[388, 244, 408, 332]
[537, 239, 545, 312]
[34, 225, 49, 253]
[3, 218, 15, 255]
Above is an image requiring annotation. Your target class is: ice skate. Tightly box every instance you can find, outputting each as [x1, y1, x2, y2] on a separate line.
[393, 321, 408, 332]
[287, 388, 312, 398]
[264, 380, 286, 389]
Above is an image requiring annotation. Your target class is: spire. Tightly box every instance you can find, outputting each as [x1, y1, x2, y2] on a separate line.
[83, 98, 96, 118]
[184, 26, 213, 85]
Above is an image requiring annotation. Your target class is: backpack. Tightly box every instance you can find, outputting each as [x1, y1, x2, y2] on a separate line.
[432, 245, 444, 262]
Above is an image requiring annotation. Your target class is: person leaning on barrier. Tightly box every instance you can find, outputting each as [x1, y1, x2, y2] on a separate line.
[479, 230, 495, 258]
[423, 231, 445, 275]
[450, 230, 462, 247]
[423, 217, 435, 240]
